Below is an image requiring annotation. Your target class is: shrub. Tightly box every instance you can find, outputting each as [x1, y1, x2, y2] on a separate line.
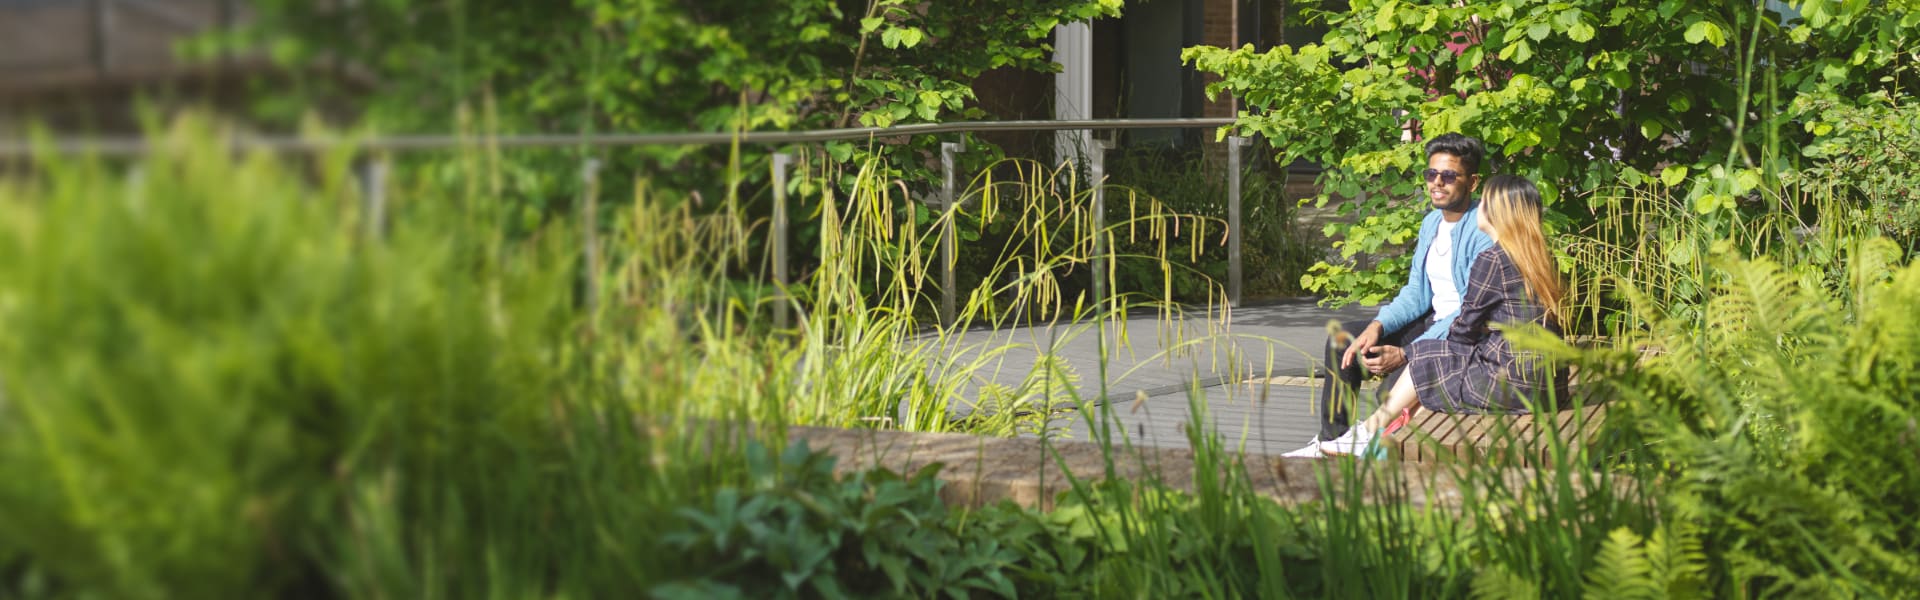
[1101, 146, 1316, 301]
[653, 441, 1022, 599]
[1794, 92, 1920, 252]
[1549, 243, 1920, 595]
[0, 118, 661, 597]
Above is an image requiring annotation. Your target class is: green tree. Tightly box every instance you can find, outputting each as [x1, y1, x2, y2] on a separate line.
[218, 0, 1119, 183]
[1186, 0, 1920, 305]
[209, 0, 1127, 313]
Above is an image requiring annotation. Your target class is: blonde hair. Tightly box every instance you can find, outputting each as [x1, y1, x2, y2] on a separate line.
[1478, 175, 1565, 324]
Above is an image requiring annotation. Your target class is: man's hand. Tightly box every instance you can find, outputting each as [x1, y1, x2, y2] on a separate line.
[1340, 321, 1385, 369]
[1362, 344, 1406, 375]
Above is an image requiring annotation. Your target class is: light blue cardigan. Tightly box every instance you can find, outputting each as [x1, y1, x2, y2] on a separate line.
[1375, 204, 1496, 342]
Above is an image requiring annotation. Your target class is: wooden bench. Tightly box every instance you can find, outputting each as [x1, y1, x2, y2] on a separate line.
[1383, 400, 1608, 465]
[1383, 337, 1632, 465]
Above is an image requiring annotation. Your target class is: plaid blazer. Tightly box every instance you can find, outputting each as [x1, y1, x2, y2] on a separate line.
[1409, 246, 1566, 412]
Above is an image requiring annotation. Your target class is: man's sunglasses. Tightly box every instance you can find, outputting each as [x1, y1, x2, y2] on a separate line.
[1422, 169, 1466, 185]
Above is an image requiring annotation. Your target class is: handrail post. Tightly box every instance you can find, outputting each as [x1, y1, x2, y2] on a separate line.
[360, 156, 389, 240]
[1089, 141, 1110, 312]
[940, 142, 963, 328]
[90, 0, 112, 76]
[580, 158, 602, 311]
[1227, 136, 1250, 308]
[772, 152, 793, 330]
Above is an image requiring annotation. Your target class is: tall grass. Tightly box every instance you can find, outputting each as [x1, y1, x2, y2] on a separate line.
[0, 114, 1250, 595]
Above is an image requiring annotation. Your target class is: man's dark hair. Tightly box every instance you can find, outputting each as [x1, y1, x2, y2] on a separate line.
[1424, 133, 1485, 175]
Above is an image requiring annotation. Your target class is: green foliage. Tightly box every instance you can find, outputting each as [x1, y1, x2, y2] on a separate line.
[1793, 91, 1920, 251]
[1101, 148, 1317, 300]
[221, 0, 1118, 132]
[1558, 175, 1889, 335]
[654, 441, 1019, 599]
[0, 114, 1135, 596]
[212, 1, 1148, 329]
[217, 0, 1122, 199]
[0, 118, 587, 596]
[1552, 244, 1920, 595]
[917, 155, 1270, 327]
[1186, 0, 1920, 303]
[1581, 526, 1708, 600]
[1296, 203, 1424, 306]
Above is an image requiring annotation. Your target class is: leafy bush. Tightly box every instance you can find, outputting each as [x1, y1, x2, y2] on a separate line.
[1548, 242, 1920, 595]
[0, 119, 598, 596]
[1102, 147, 1317, 301]
[653, 441, 1021, 599]
[219, 0, 1124, 209]
[1186, 0, 1920, 303]
[1794, 92, 1920, 252]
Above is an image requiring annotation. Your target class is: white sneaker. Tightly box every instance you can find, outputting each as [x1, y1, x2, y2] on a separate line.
[1281, 437, 1326, 458]
[1317, 425, 1378, 457]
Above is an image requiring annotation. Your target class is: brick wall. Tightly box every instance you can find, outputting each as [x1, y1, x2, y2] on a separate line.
[969, 67, 1055, 162]
[1199, 0, 1240, 167]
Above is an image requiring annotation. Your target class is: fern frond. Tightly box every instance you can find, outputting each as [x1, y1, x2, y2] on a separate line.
[1471, 564, 1541, 600]
[1583, 527, 1658, 600]
[1646, 523, 1709, 599]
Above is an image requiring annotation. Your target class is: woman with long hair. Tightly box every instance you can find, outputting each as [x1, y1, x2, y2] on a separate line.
[1319, 174, 1568, 456]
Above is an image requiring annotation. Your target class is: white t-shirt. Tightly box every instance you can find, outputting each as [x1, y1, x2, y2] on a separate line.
[1426, 220, 1463, 321]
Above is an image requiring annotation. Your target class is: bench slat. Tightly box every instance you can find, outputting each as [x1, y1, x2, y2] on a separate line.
[1386, 402, 1607, 466]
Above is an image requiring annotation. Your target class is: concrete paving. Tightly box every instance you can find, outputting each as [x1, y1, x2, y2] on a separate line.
[921, 297, 1385, 452]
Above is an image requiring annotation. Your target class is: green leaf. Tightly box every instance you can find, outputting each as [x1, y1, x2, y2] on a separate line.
[1821, 62, 1849, 81]
[1640, 119, 1663, 140]
[1527, 22, 1552, 41]
[800, 24, 832, 42]
[1555, 9, 1581, 29]
[897, 27, 925, 48]
[1733, 168, 1763, 195]
[1658, 0, 1684, 19]
[1604, 70, 1632, 90]
[861, 17, 885, 34]
[915, 91, 942, 120]
[1570, 77, 1588, 91]
[1375, 1, 1400, 32]
[1684, 20, 1726, 47]
[1499, 40, 1533, 64]
[1667, 94, 1692, 113]
[1661, 165, 1689, 187]
[1620, 166, 1646, 187]
[1459, 45, 1485, 70]
[1418, 9, 1439, 32]
[826, 142, 855, 163]
[1666, 239, 1695, 266]
[1568, 21, 1595, 42]
[1692, 192, 1730, 214]
[1802, 0, 1832, 27]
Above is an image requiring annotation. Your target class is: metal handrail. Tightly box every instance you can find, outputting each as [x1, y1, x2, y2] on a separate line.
[0, 117, 1261, 328]
[0, 118, 1235, 158]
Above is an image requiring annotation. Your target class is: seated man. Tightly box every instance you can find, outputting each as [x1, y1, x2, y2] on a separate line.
[1283, 132, 1496, 458]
